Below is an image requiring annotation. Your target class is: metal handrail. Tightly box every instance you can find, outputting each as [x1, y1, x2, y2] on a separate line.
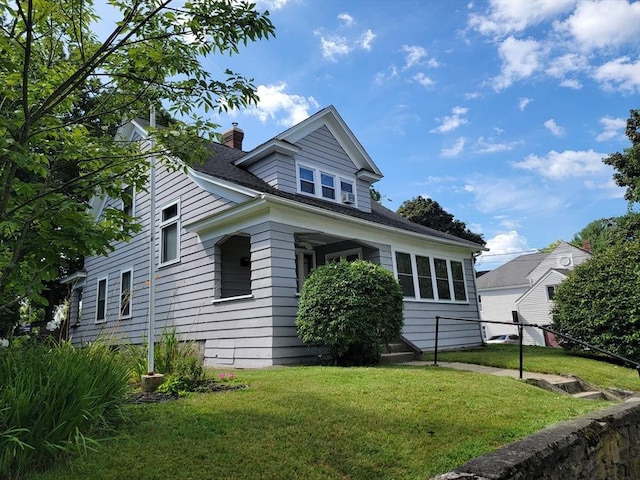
[434, 315, 640, 380]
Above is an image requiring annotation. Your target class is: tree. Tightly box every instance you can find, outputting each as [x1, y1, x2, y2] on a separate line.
[569, 212, 640, 255]
[396, 196, 485, 245]
[551, 240, 640, 361]
[0, 1, 275, 316]
[296, 260, 404, 366]
[603, 109, 640, 203]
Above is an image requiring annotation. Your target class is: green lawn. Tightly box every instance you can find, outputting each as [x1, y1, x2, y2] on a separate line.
[423, 345, 640, 393]
[31, 364, 613, 480]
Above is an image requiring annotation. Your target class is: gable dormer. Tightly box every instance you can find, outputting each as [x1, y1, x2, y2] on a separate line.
[233, 106, 382, 213]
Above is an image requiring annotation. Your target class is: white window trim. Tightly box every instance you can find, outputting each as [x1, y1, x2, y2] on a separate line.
[159, 199, 181, 267]
[122, 185, 135, 218]
[325, 248, 363, 263]
[392, 250, 469, 304]
[119, 268, 133, 319]
[95, 276, 108, 324]
[295, 162, 357, 206]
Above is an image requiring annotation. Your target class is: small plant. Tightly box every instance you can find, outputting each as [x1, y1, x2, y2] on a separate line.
[0, 338, 131, 478]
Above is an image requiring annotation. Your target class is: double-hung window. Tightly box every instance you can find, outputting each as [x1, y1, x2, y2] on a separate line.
[297, 163, 356, 205]
[160, 201, 180, 265]
[123, 185, 134, 217]
[299, 167, 315, 194]
[96, 277, 108, 323]
[120, 269, 132, 318]
[394, 252, 467, 302]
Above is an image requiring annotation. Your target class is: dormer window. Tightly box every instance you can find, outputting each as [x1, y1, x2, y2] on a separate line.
[299, 167, 315, 194]
[297, 163, 356, 206]
[321, 173, 335, 200]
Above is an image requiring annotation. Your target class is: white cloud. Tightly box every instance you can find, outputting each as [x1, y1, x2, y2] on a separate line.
[338, 12, 354, 27]
[584, 178, 626, 199]
[474, 137, 520, 154]
[559, 0, 640, 50]
[513, 149, 606, 180]
[430, 106, 469, 133]
[318, 35, 352, 61]
[468, 0, 574, 36]
[544, 119, 565, 137]
[244, 83, 320, 127]
[373, 65, 398, 86]
[593, 56, 640, 93]
[559, 78, 582, 89]
[476, 230, 534, 268]
[596, 116, 626, 141]
[413, 72, 435, 88]
[402, 45, 428, 69]
[546, 53, 588, 78]
[464, 175, 564, 214]
[493, 37, 543, 90]
[358, 29, 376, 50]
[442, 137, 466, 157]
[255, 0, 291, 10]
[518, 97, 532, 110]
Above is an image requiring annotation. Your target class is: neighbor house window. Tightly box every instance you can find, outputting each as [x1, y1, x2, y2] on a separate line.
[120, 269, 132, 318]
[160, 201, 180, 265]
[546, 285, 556, 301]
[394, 252, 468, 302]
[96, 277, 108, 323]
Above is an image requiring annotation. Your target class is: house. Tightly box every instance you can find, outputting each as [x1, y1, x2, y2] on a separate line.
[477, 242, 592, 346]
[65, 106, 486, 368]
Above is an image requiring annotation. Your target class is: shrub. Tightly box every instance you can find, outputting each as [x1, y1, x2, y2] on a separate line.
[0, 339, 131, 478]
[296, 259, 404, 366]
[552, 240, 640, 361]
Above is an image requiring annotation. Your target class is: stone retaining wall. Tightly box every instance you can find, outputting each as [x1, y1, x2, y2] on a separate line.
[433, 397, 640, 480]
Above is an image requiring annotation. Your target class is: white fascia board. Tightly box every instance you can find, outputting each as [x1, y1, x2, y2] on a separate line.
[233, 139, 300, 167]
[274, 106, 383, 179]
[187, 167, 260, 204]
[184, 196, 270, 241]
[264, 194, 480, 253]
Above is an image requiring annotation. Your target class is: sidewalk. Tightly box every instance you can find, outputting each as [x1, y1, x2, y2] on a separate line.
[403, 360, 570, 383]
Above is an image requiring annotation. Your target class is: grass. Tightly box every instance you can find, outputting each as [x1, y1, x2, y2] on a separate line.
[29, 364, 613, 480]
[423, 345, 640, 392]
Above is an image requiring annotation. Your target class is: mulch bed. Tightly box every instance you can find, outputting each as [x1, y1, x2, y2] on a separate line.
[126, 380, 249, 404]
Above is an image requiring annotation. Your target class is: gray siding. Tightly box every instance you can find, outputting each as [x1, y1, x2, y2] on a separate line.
[401, 258, 483, 351]
[246, 152, 295, 191]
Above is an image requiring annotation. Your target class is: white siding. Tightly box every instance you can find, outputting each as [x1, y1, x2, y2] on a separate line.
[517, 270, 567, 345]
[527, 243, 591, 284]
[479, 287, 528, 340]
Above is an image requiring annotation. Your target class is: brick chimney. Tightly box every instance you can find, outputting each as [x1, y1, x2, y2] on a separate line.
[221, 122, 244, 150]
[582, 240, 592, 252]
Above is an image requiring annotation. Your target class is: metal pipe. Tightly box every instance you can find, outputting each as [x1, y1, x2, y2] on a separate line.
[433, 316, 440, 366]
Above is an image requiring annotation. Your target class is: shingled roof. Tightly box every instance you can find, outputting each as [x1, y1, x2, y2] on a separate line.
[191, 141, 484, 250]
[476, 252, 549, 289]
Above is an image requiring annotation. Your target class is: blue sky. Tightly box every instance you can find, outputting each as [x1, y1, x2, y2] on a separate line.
[108, 0, 639, 269]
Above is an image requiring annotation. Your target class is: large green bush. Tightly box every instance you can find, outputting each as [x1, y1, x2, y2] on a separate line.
[296, 259, 404, 366]
[551, 241, 640, 361]
[0, 339, 131, 478]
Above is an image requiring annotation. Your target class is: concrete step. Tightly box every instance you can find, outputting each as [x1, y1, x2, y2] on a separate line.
[553, 379, 584, 395]
[379, 351, 417, 365]
[572, 390, 607, 400]
[385, 342, 414, 353]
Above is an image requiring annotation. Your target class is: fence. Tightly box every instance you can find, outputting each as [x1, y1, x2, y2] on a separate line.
[433, 315, 640, 380]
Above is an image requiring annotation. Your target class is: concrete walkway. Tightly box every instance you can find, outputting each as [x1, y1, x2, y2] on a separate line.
[402, 360, 571, 383]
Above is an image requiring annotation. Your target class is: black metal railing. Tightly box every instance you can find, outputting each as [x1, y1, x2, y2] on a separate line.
[434, 315, 640, 380]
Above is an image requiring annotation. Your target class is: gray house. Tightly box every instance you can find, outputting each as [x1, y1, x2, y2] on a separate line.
[477, 241, 592, 346]
[66, 106, 485, 367]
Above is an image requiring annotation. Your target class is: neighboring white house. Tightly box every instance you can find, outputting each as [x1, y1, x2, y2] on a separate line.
[64, 106, 486, 367]
[477, 242, 592, 346]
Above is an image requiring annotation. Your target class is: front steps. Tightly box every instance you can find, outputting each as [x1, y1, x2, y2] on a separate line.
[379, 337, 421, 365]
[526, 375, 629, 401]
